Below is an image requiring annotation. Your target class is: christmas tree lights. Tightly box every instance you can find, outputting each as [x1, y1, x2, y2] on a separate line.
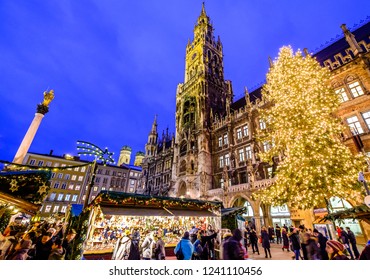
[256, 46, 366, 209]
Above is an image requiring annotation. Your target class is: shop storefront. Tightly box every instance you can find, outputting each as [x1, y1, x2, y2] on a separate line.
[270, 204, 292, 227]
[321, 197, 370, 243]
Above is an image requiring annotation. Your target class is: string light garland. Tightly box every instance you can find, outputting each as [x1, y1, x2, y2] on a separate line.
[0, 159, 92, 171]
[77, 140, 115, 165]
[0, 170, 52, 204]
[255, 46, 366, 210]
[89, 191, 222, 214]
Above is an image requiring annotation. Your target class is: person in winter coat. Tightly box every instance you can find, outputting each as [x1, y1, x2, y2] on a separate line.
[220, 232, 232, 260]
[35, 232, 53, 260]
[249, 229, 259, 255]
[261, 227, 271, 258]
[198, 229, 218, 260]
[298, 225, 307, 260]
[11, 239, 32, 260]
[62, 229, 76, 260]
[174, 231, 194, 260]
[304, 233, 320, 260]
[345, 227, 360, 259]
[153, 234, 166, 260]
[128, 229, 140, 260]
[313, 229, 328, 260]
[281, 228, 290, 252]
[326, 239, 349, 260]
[112, 229, 131, 260]
[48, 238, 66, 260]
[275, 224, 282, 244]
[206, 225, 217, 259]
[289, 228, 301, 260]
[0, 227, 17, 260]
[192, 234, 203, 260]
[359, 240, 370, 260]
[223, 228, 245, 260]
[268, 226, 275, 243]
[141, 231, 155, 260]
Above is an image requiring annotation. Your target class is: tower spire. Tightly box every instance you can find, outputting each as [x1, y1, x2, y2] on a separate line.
[151, 114, 158, 134]
[201, 2, 206, 16]
[341, 24, 363, 56]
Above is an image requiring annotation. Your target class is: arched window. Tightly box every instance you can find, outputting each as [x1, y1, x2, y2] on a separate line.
[241, 200, 264, 229]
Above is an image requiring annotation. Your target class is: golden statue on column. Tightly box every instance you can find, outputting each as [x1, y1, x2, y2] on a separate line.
[13, 89, 55, 164]
[42, 90, 55, 106]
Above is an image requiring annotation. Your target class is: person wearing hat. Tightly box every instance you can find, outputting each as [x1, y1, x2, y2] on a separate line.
[326, 240, 349, 260]
[141, 231, 155, 260]
[174, 231, 194, 260]
[112, 229, 131, 260]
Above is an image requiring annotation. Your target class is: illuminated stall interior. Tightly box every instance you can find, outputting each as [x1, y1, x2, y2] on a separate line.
[83, 191, 222, 256]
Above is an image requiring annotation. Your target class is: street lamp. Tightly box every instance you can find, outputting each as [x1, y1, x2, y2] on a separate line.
[77, 140, 115, 208]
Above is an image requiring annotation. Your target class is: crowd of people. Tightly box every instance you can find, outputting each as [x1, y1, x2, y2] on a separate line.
[2, 219, 370, 261]
[112, 224, 220, 260]
[0, 221, 77, 260]
[242, 223, 370, 260]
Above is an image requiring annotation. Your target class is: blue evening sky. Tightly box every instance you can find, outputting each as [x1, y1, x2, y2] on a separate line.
[0, 0, 369, 164]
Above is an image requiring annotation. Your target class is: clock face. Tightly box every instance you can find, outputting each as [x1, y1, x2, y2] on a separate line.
[192, 53, 197, 60]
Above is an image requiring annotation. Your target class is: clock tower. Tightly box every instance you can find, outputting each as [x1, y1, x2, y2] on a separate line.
[171, 3, 233, 199]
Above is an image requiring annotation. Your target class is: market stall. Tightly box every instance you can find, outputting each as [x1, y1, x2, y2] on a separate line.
[0, 169, 51, 233]
[80, 191, 222, 259]
[221, 207, 247, 232]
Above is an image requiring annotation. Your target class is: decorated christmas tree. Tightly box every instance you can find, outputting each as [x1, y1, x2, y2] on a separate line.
[256, 46, 365, 210]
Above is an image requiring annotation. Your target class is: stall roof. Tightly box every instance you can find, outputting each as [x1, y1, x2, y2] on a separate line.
[0, 169, 51, 207]
[91, 191, 222, 216]
[321, 204, 370, 224]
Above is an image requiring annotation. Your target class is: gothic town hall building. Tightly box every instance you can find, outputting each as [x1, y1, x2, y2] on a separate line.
[139, 4, 370, 240]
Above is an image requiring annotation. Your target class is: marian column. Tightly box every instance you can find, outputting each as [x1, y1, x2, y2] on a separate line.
[13, 90, 55, 164]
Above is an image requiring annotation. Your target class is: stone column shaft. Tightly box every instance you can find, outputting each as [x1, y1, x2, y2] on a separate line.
[13, 113, 45, 164]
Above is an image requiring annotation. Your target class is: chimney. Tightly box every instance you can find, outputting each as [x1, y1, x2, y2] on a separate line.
[49, 149, 53, 155]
